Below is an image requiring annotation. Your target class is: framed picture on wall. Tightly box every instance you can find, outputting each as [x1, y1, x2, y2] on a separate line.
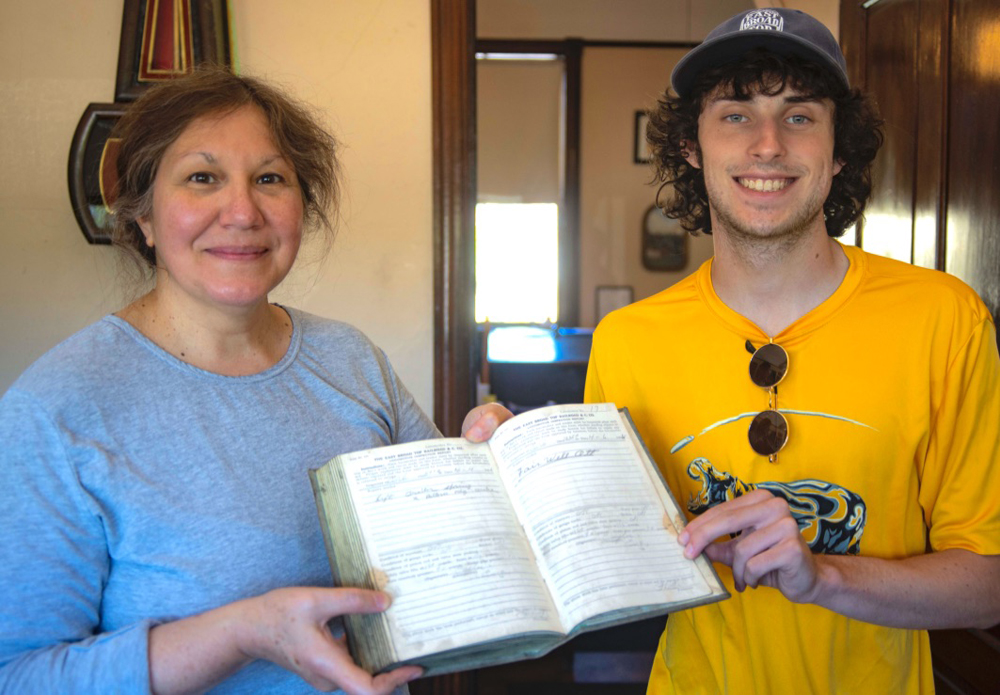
[115, 0, 232, 101]
[634, 111, 652, 164]
[596, 285, 634, 324]
[642, 204, 687, 271]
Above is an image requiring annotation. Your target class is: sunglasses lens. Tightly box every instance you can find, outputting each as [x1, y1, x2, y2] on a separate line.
[749, 343, 788, 388]
[748, 410, 788, 456]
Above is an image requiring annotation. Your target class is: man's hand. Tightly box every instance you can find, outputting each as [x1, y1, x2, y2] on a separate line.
[461, 403, 514, 442]
[678, 491, 1000, 629]
[679, 489, 822, 602]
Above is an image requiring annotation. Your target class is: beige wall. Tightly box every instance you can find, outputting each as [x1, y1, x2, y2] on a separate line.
[578, 47, 715, 326]
[759, 1, 840, 37]
[0, 0, 435, 411]
[478, 0, 754, 42]
[477, 60, 562, 202]
[477, 0, 838, 41]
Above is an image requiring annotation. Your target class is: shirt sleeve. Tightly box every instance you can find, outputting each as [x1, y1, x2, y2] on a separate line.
[0, 389, 153, 694]
[920, 317, 1000, 554]
[584, 325, 608, 405]
[377, 349, 440, 444]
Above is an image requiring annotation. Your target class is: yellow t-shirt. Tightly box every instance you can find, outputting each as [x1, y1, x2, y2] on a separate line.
[585, 245, 1000, 694]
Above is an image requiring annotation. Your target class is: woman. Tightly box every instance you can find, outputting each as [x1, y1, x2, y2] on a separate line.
[0, 69, 506, 694]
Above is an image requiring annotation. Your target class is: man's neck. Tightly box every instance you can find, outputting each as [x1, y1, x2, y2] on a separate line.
[710, 224, 850, 337]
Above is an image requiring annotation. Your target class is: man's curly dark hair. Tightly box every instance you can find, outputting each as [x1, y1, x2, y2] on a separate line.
[647, 49, 883, 237]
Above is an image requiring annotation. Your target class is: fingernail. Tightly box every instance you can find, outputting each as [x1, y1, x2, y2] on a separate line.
[683, 543, 694, 559]
[376, 592, 391, 610]
[678, 531, 689, 545]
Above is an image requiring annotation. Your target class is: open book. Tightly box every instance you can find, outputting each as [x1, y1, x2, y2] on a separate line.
[309, 403, 728, 676]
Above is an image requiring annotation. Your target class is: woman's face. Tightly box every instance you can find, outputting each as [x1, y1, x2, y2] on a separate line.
[138, 106, 304, 313]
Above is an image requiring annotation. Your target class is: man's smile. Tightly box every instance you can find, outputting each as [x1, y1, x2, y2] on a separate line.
[736, 177, 794, 192]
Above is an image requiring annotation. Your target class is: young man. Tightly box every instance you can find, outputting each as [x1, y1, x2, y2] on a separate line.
[585, 8, 1000, 694]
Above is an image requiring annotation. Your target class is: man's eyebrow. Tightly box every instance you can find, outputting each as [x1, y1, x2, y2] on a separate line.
[783, 94, 825, 105]
[704, 94, 827, 110]
[705, 93, 749, 105]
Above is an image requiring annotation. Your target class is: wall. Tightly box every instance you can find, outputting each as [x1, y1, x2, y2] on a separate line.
[478, 0, 752, 42]
[0, 0, 435, 411]
[477, 60, 562, 202]
[761, 0, 839, 38]
[578, 47, 715, 326]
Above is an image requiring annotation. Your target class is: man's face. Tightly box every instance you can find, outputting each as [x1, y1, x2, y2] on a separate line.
[687, 83, 843, 244]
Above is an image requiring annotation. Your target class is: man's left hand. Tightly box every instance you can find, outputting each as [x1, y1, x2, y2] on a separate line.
[679, 489, 822, 602]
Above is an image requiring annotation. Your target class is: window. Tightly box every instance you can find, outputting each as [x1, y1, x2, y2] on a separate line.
[476, 51, 566, 324]
[475, 203, 559, 323]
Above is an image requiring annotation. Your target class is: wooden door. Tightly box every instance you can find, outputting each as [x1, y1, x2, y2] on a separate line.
[841, 1, 1000, 692]
[944, 0, 1000, 329]
[842, 0, 1000, 323]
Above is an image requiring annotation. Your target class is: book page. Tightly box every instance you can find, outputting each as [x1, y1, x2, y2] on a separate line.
[338, 439, 561, 661]
[489, 403, 714, 630]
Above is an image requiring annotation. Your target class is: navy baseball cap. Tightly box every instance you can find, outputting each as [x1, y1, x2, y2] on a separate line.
[670, 8, 849, 98]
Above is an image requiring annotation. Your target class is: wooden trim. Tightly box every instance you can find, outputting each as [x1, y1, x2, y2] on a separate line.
[560, 38, 582, 326]
[839, 0, 867, 247]
[427, 11, 477, 687]
[935, 0, 951, 271]
[477, 38, 573, 53]
[431, 0, 477, 441]
[913, 0, 949, 270]
[582, 39, 698, 49]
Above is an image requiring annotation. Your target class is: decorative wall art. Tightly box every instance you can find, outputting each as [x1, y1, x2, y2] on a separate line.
[68, 0, 232, 244]
[641, 204, 687, 271]
[633, 110, 652, 164]
[596, 285, 634, 323]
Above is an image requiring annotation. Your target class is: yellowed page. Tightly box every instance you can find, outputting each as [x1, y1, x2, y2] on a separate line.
[338, 439, 561, 661]
[489, 403, 714, 630]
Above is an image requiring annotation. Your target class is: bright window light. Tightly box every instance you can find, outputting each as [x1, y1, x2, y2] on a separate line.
[475, 203, 559, 323]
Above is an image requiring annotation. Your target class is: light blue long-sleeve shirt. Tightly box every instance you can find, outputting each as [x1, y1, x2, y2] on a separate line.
[0, 307, 438, 694]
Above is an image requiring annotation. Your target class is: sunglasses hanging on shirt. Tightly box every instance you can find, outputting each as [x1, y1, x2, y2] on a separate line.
[746, 340, 789, 462]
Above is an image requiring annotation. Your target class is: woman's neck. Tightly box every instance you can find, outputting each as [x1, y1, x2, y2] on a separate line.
[116, 289, 293, 376]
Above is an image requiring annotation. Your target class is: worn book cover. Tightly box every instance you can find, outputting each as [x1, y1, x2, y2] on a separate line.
[310, 402, 728, 676]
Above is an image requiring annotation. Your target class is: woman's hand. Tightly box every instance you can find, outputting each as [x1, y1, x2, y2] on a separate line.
[461, 403, 514, 442]
[239, 588, 421, 693]
[149, 587, 421, 695]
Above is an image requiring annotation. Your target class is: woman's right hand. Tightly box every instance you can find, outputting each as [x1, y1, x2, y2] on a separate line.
[241, 587, 421, 692]
[149, 587, 422, 695]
